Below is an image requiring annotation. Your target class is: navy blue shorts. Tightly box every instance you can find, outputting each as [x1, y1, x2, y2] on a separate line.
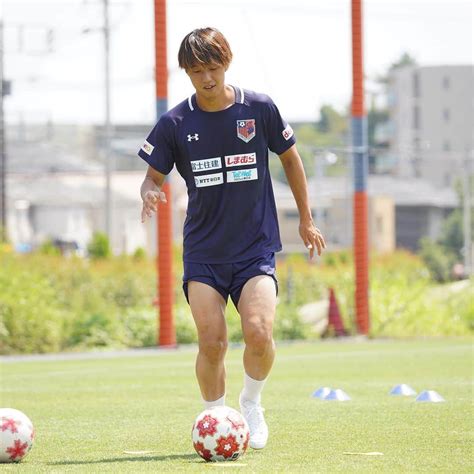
[183, 252, 278, 308]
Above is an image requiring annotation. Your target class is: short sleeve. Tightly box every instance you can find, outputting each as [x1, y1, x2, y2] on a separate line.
[264, 97, 296, 155]
[137, 116, 175, 175]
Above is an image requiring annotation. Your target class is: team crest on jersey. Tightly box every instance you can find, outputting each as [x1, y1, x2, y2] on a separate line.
[236, 119, 256, 143]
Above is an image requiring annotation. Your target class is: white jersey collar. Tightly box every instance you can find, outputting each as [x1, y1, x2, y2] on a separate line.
[187, 85, 245, 112]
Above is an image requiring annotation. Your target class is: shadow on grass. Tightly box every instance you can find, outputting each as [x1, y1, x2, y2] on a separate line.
[48, 453, 201, 465]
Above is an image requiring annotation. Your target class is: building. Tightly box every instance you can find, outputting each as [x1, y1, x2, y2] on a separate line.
[271, 176, 457, 252]
[7, 171, 150, 255]
[387, 65, 473, 187]
[4, 123, 458, 256]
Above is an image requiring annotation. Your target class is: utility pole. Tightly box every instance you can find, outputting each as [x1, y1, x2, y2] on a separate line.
[0, 17, 54, 244]
[463, 150, 473, 276]
[103, 0, 112, 242]
[0, 12, 6, 243]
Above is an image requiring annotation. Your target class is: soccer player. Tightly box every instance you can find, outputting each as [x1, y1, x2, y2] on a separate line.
[138, 27, 325, 449]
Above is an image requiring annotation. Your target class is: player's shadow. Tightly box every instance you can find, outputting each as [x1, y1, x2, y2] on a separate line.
[49, 453, 200, 465]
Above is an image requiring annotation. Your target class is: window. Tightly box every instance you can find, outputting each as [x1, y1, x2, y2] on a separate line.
[387, 90, 396, 107]
[413, 106, 420, 130]
[442, 76, 450, 90]
[443, 108, 450, 122]
[443, 140, 451, 151]
[413, 72, 420, 97]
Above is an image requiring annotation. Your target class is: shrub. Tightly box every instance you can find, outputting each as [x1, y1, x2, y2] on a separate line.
[39, 239, 61, 256]
[133, 247, 147, 261]
[0, 250, 472, 355]
[0, 268, 68, 353]
[419, 237, 456, 282]
[87, 232, 111, 259]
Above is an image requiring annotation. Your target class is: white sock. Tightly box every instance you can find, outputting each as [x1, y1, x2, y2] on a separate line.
[203, 394, 225, 409]
[241, 373, 267, 404]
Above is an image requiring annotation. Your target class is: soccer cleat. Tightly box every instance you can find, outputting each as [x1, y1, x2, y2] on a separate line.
[239, 393, 268, 449]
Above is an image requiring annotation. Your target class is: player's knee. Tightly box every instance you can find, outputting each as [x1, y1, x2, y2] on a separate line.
[199, 338, 228, 363]
[244, 325, 273, 356]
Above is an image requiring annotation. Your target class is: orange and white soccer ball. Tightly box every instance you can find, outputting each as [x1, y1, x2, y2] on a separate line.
[192, 406, 249, 462]
[0, 408, 35, 463]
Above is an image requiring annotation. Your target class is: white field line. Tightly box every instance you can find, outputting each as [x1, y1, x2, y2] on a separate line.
[1, 341, 469, 366]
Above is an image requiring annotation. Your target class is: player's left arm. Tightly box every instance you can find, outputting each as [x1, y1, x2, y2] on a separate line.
[278, 144, 326, 259]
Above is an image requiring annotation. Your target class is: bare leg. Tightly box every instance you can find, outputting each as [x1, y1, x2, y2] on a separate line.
[237, 275, 276, 449]
[238, 275, 277, 381]
[188, 281, 228, 402]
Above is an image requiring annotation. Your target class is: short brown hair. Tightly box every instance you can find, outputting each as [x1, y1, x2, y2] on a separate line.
[178, 27, 233, 70]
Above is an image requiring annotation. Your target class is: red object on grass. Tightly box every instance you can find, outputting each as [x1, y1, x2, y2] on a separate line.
[327, 288, 347, 337]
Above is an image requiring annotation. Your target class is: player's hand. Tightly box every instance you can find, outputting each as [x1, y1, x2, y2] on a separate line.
[141, 189, 167, 223]
[299, 218, 326, 260]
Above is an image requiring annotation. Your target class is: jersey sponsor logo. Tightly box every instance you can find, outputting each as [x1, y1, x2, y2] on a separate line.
[141, 140, 154, 156]
[187, 133, 199, 142]
[194, 172, 224, 188]
[282, 124, 294, 141]
[236, 119, 256, 143]
[191, 157, 222, 173]
[225, 153, 256, 167]
[227, 168, 258, 183]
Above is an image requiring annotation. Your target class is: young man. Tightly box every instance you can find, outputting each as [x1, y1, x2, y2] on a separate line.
[138, 27, 325, 449]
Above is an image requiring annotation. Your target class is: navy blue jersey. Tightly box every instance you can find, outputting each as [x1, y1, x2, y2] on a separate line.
[137, 86, 296, 263]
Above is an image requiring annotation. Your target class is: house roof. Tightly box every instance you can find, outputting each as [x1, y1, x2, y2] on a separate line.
[7, 171, 145, 207]
[7, 170, 458, 211]
[275, 175, 458, 208]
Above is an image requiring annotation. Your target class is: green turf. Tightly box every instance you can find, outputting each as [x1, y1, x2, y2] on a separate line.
[0, 340, 472, 472]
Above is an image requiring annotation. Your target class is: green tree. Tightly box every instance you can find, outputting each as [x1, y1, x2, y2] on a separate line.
[389, 52, 418, 72]
[316, 105, 348, 137]
[418, 178, 474, 279]
[438, 210, 464, 259]
[367, 108, 389, 147]
[438, 178, 474, 259]
[87, 232, 111, 259]
[419, 237, 455, 283]
[375, 52, 418, 85]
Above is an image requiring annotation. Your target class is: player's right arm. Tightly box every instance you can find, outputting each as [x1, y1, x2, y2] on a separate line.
[140, 165, 167, 223]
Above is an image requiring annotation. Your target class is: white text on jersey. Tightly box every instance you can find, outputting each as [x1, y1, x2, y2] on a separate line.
[194, 172, 224, 188]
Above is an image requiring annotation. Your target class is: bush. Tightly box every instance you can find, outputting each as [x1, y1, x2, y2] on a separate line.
[0, 268, 68, 353]
[133, 247, 147, 261]
[87, 232, 111, 259]
[39, 239, 61, 256]
[0, 253, 156, 354]
[0, 249, 472, 355]
[419, 237, 456, 282]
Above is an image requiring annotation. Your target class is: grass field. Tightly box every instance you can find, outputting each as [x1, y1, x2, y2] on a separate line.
[1, 339, 472, 473]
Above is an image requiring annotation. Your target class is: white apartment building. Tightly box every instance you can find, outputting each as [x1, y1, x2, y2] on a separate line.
[387, 65, 473, 187]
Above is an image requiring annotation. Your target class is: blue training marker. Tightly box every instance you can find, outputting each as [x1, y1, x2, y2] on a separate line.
[415, 390, 445, 402]
[324, 389, 351, 401]
[390, 384, 417, 396]
[312, 387, 331, 399]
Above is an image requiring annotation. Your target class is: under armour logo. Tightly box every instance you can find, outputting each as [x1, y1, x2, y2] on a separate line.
[187, 133, 199, 142]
